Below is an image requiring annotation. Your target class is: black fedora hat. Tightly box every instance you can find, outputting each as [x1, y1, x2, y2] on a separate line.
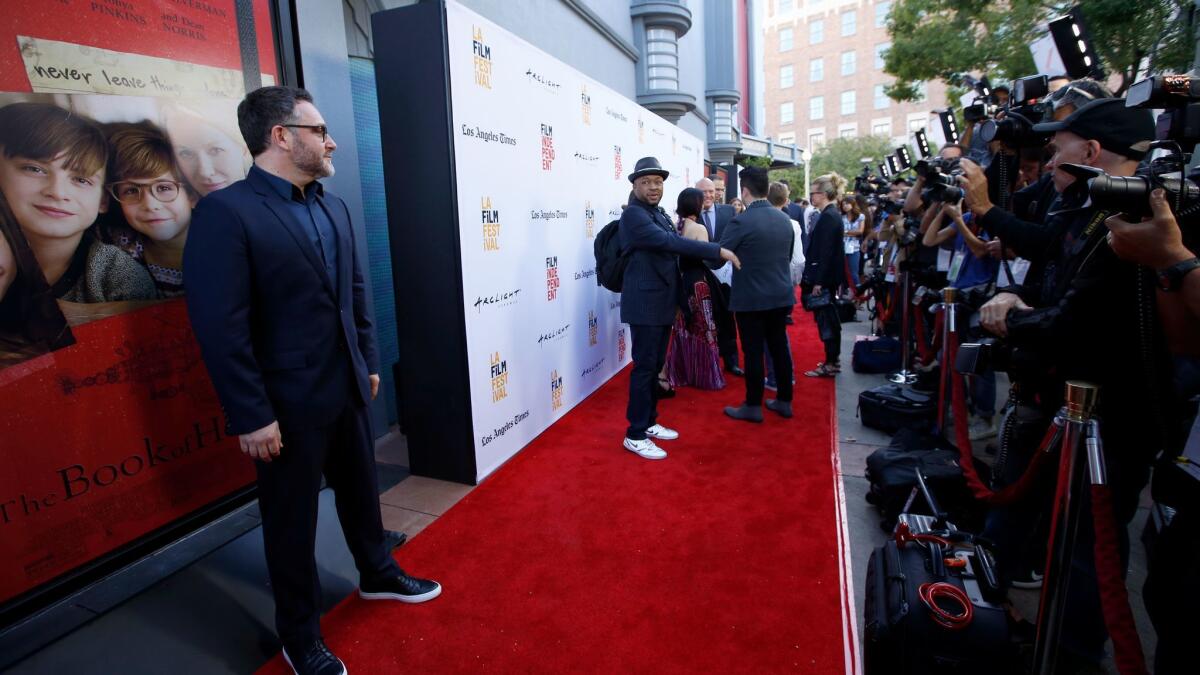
[628, 156, 669, 183]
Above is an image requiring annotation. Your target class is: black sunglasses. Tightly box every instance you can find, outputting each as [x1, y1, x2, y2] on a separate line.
[281, 124, 328, 142]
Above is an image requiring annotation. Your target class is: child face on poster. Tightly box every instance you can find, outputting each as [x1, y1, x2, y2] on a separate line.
[0, 153, 105, 244]
[112, 173, 192, 244]
[169, 118, 248, 197]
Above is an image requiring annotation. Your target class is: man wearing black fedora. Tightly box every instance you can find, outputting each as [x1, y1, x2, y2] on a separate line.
[619, 156, 740, 459]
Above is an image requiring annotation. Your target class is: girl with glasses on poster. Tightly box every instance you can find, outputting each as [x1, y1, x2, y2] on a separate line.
[101, 121, 195, 298]
[0, 102, 156, 313]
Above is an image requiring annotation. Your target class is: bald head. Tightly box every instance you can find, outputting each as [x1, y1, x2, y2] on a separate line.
[696, 178, 715, 209]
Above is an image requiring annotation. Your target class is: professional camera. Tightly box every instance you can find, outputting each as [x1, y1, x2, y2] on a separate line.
[978, 75, 1053, 149]
[875, 197, 904, 217]
[896, 214, 922, 246]
[923, 172, 966, 203]
[1074, 75, 1200, 221]
[854, 164, 891, 197]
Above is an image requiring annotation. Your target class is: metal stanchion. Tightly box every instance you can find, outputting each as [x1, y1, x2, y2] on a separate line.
[888, 268, 918, 384]
[930, 287, 958, 430]
[1033, 381, 1101, 675]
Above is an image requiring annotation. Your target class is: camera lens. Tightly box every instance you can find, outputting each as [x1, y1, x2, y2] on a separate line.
[1088, 174, 1150, 206]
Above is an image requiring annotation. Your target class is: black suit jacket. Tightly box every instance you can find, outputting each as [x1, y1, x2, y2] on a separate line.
[719, 200, 796, 312]
[183, 166, 377, 435]
[802, 203, 845, 289]
[619, 197, 721, 326]
[712, 204, 735, 241]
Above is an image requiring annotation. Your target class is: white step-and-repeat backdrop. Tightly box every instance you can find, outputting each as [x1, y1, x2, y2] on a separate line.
[445, 1, 704, 480]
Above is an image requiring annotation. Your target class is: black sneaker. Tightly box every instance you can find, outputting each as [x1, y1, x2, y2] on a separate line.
[359, 570, 442, 603]
[283, 639, 346, 675]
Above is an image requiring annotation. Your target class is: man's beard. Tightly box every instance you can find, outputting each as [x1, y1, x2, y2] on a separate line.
[293, 143, 334, 179]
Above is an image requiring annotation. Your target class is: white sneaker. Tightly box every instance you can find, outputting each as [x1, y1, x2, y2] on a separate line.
[968, 416, 998, 441]
[623, 437, 667, 460]
[645, 424, 679, 441]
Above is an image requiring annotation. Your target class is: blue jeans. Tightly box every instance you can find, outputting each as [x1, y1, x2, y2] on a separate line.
[970, 371, 996, 418]
[845, 251, 861, 288]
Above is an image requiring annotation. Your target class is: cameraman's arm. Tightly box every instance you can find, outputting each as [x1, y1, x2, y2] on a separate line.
[959, 158, 1055, 258]
[1107, 190, 1200, 353]
[957, 215, 990, 259]
[903, 177, 925, 215]
[922, 205, 955, 247]
[919, 203, 940, 234]
[1005, 239, 1113, 350]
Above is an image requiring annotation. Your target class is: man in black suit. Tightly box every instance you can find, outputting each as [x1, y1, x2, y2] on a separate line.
[696, 177, 742, 375]
[719, 167, 797, 422]
[184, 86, 439, 675]
[801, 173, 848, 377]
[620, 157, 739, 459]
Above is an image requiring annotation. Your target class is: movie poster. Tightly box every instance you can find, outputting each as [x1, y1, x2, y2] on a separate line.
[0, 0, 277, 613]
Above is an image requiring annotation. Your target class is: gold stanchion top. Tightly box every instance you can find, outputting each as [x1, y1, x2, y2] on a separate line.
[1065, 380, 1099, 422]
[942, 287, 958, 303]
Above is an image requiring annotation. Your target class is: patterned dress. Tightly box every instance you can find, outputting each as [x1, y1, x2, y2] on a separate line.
[666, 223, 726, 390]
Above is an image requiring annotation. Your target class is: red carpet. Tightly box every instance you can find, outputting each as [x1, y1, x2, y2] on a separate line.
[259, 304, 857, 674]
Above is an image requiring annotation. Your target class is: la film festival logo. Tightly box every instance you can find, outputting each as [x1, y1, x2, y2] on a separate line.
[472, 26, 492, 89]
[588, 310, 598, 346]
[540, 123, 555, 171]
[672, 134, 677, 155]
[637, 117, 644, 143]
[550, 369, 563, 412]
[490, 351, 508, 402]
[613, 145, 622, 180]
[481, 196, 500, 251]
[545, 256, 560, 301]
[618, 327, 627, 362]
[584, 200, 595, 238]
[581, 85, 591, 125]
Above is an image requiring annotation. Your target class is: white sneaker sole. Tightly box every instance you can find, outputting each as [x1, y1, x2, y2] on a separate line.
[358, 582, 442, 604]
[623, 442, 667, 460]
[645, 429, 678, 441]
[284, 649, 347, 675]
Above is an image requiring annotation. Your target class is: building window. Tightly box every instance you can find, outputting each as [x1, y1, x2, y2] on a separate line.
[914, 80, 928, 102]
[645, 27, 679, 90]
[779, 27, 793, 51]
[840, 90, 856, 115]
[809, 96, 825, 120]
[872, 120, 892, 137]
[780, 65, 794, 88]
[841, 10, 856, 37]
[908, 113, 927, 133]
[874, 84, 889, 109]
[840, 50, 856, 76]
[779, 132, 796, 145]
[875, 1, 891, 28]
[839, 125, 857, 139]
[780, 101, 795, 125]
[875, 42, 889, 70]
[778, 0, 794, 12]
[810, 19, 824, 45]
[809, 57, 824, 82]
[809, 131, 826, 148]
[713, 100, 735, 141]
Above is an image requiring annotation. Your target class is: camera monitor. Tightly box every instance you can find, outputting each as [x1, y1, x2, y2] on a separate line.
[1013, 75, 1049, 104]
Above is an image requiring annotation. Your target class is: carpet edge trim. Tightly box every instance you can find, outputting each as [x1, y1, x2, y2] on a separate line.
[831, 385, 863, 675]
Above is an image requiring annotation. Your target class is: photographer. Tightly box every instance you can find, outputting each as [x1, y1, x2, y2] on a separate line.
[971, 97, 1175, 668]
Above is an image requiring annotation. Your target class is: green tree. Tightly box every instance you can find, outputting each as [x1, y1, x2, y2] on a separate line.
[770, 135, 897, 190]
[883, 0, 1194, 102]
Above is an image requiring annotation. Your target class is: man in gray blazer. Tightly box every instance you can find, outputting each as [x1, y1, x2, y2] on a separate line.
[696, 177, 742, 375]
[718, 166, 797, 422]
[619, 157, 739, 459]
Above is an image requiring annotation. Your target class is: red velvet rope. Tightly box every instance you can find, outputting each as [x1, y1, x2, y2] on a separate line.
[943, 328, 1059, 507]
[877, 281, 900, 323]
[1089, 484, 1149, 675]
[913, 307, 935, 366]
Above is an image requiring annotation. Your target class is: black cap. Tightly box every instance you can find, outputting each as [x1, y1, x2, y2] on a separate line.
[628, 156, 669, 182]
[1032, 97, 1155, 160]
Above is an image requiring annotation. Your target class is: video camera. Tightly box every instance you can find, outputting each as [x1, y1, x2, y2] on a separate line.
[1073, 75, 1200, 222]
[962, 75, 999, 124]
[915, 156, 964, 203]
[979, 74, 1053, 149]
[854, 162, 891, 198]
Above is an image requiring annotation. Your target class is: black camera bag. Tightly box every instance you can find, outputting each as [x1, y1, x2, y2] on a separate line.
[863, 538, 1014, 675]
[836, 297, 857, 323]
[851, 336, 901, 374]
[864, 430, 986, 531]
[857, 384, 936, 433]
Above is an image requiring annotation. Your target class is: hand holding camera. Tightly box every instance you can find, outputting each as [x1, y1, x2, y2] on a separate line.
[979, 291, 1031, 338]
[957, 159, 993, 217]
[1105, 189, 1192, 270]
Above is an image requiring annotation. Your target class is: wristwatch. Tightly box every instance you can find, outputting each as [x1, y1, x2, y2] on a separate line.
[1157, 257, 1200, 292]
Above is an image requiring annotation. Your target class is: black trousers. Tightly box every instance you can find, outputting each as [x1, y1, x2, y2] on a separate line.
[713, 282, 739, 367]
[255, 402, 400, 646]
[626, 324, 671, 439]
[736, 307, 794, 406]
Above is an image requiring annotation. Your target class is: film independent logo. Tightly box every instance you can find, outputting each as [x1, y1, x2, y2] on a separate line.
[581, 85, 591, 125]
[481, 196, 500, 251]
[613, 145, 622, 180]
[545, 256, 560, 301]
[540, 123, 555, 171]
[472, 26, 492, 89]
[584, 201, 595, 238]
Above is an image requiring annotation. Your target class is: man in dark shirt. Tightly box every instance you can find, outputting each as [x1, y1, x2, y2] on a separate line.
[185, 87, 440, 675]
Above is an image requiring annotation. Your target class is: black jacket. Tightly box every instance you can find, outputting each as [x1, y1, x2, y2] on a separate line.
[719, 200, 796, 312]
[802, 203, 844, 289]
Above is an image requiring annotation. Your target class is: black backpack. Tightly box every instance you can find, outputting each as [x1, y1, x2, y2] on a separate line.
[594, 219, 629, 293]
